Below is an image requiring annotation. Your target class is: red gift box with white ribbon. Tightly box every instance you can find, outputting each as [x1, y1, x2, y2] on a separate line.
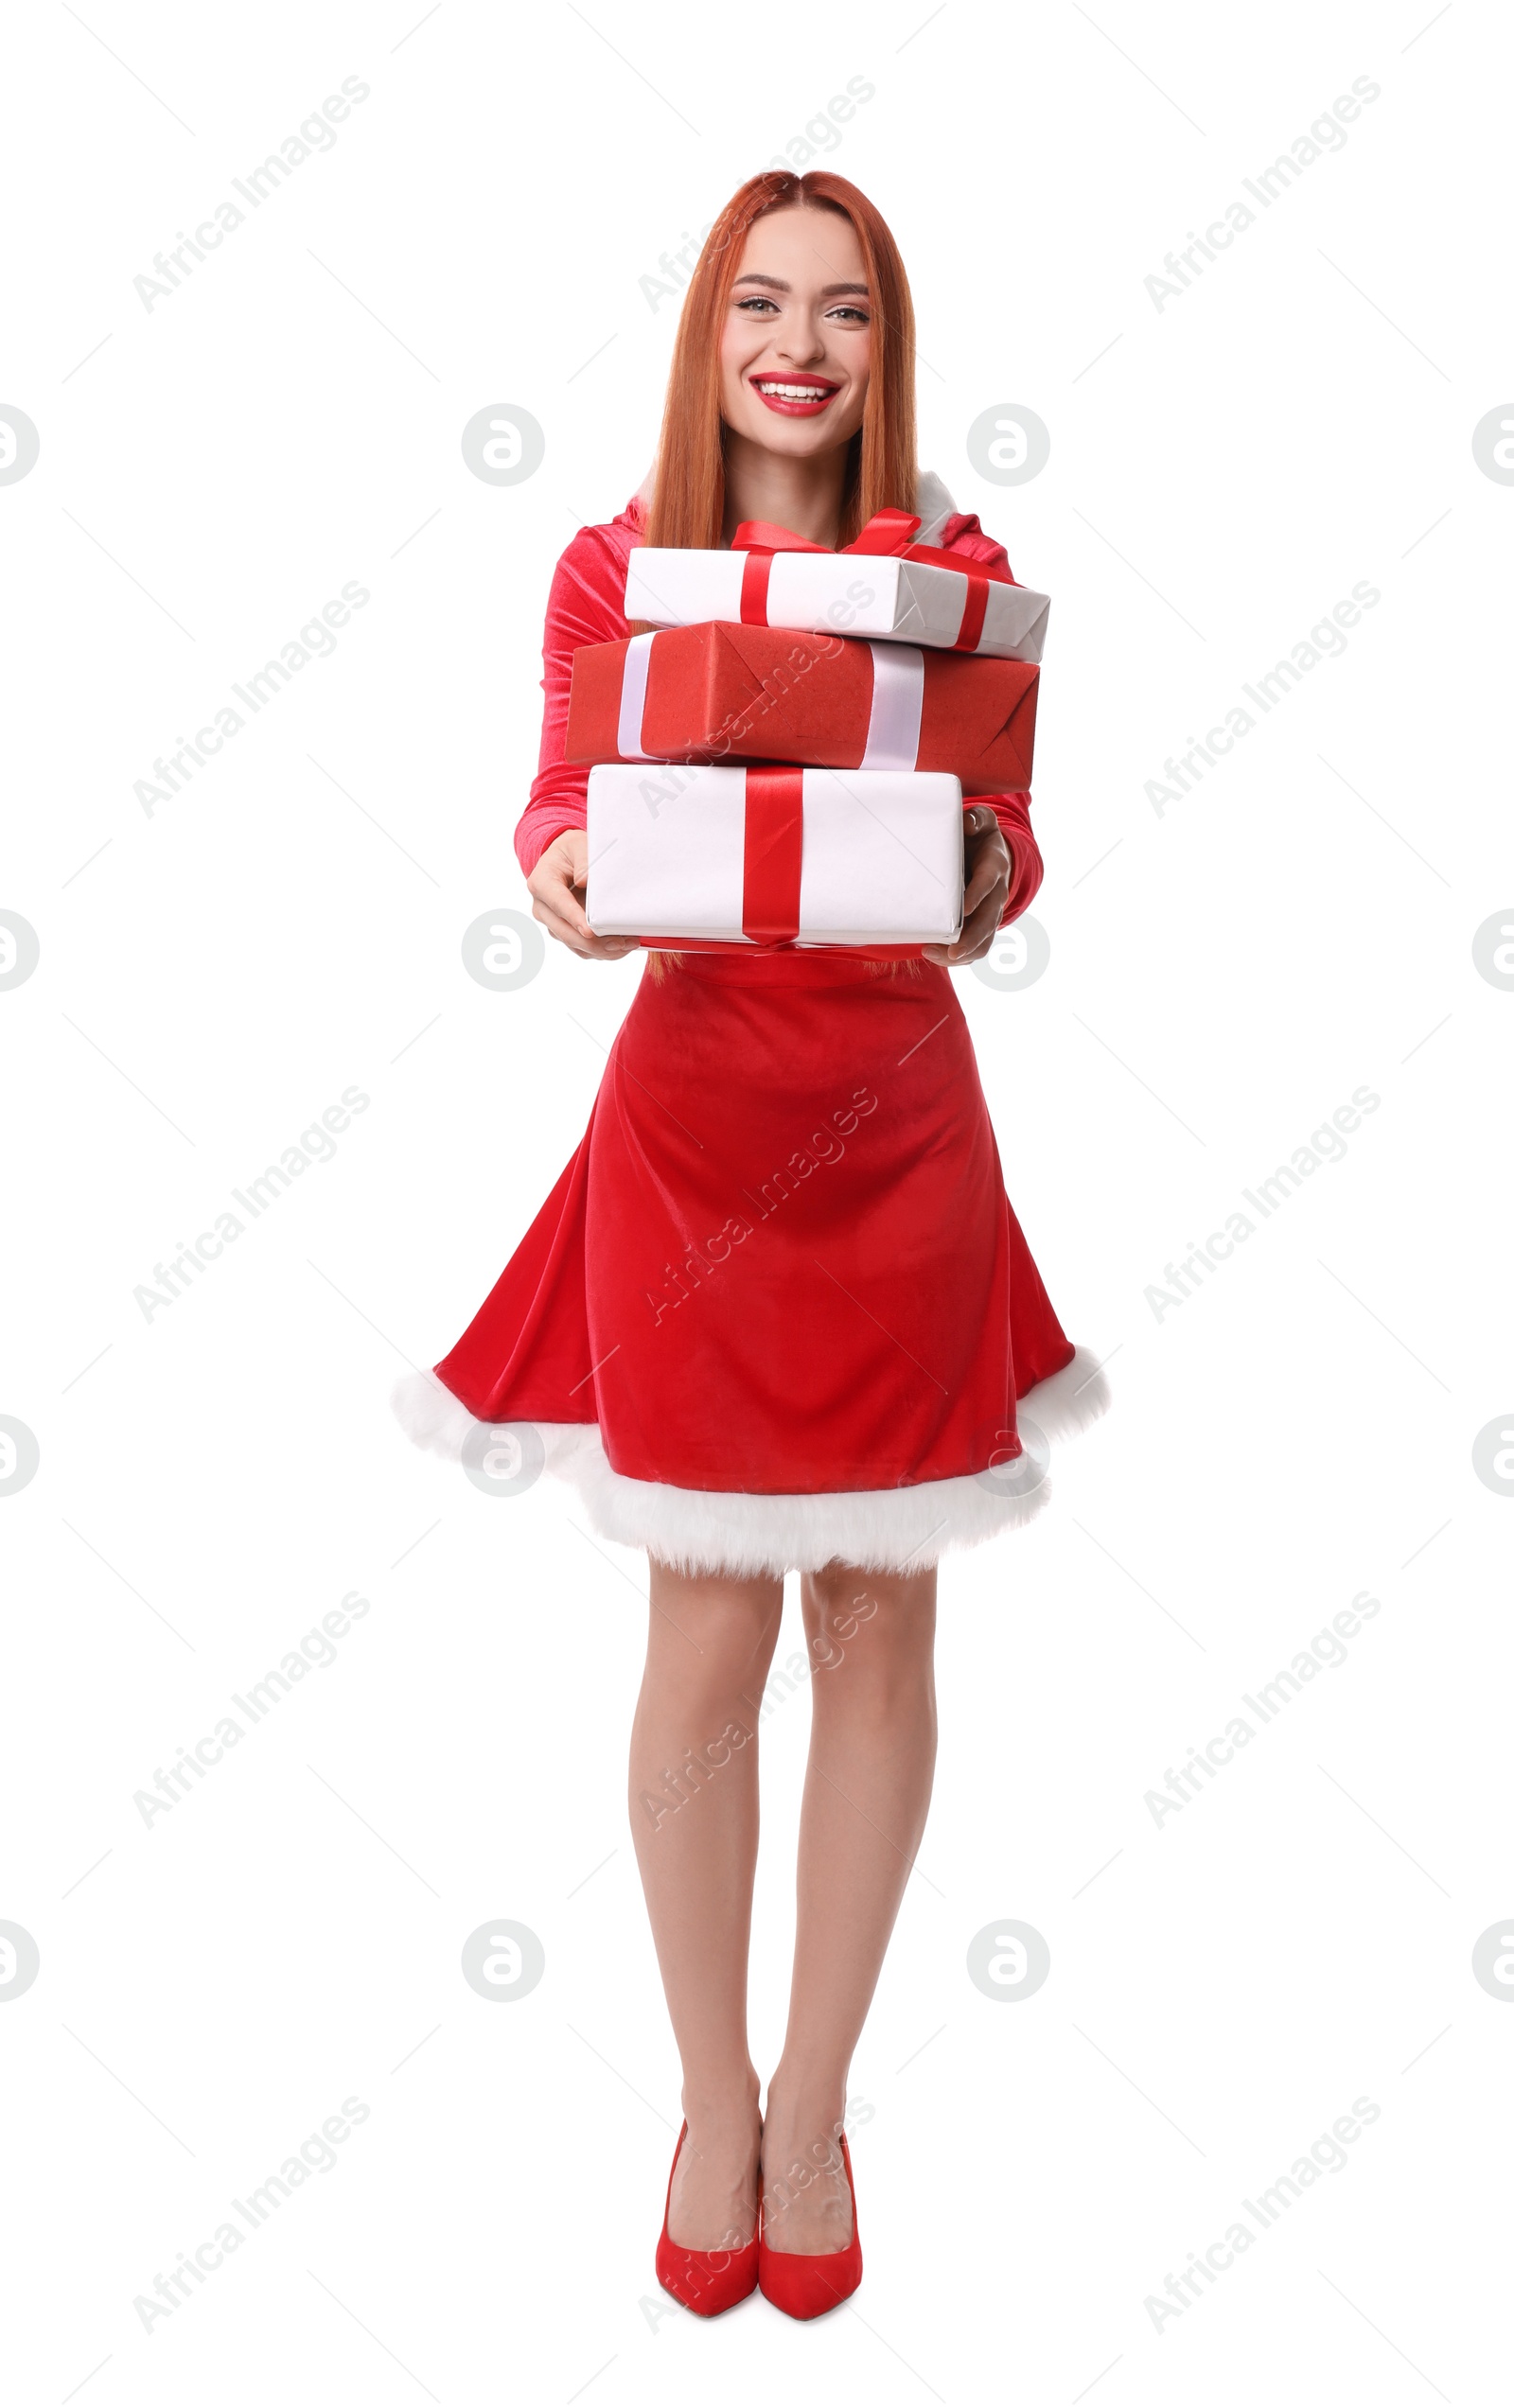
[624, 510, 1049, 662]
[585, 763, 964, 950]
[566, 621, 1038, 789]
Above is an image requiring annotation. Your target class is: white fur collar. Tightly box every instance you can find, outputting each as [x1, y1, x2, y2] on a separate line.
[911, 467, 958, 543]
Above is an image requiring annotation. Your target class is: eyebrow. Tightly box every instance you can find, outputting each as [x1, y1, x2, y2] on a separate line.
[731, 273, 870, 297]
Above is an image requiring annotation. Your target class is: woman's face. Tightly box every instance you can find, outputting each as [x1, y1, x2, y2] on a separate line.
[718, 206, 871, 461]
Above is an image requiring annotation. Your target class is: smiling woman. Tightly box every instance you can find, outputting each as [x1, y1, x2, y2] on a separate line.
[396, 167, 1106, 2323]
[726, 251, 871, 420]
[645, 175, 914, 555]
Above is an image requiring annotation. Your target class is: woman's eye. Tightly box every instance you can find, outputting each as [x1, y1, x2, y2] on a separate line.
[736, 296, 777, 313]
[829, 307, 870, 325]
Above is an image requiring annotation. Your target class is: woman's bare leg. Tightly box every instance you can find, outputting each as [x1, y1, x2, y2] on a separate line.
[630, 1558, 783, 2249]
[762, 1561, 939, 2253]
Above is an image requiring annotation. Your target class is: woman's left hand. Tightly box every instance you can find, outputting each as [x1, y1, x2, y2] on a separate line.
[923, 805, 1012, 967]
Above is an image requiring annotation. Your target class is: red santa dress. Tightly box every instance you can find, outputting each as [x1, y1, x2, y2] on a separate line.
[395, 471, 1107, 1574]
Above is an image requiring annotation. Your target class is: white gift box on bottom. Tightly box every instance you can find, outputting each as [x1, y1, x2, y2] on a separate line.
[586, 763, 965, 948]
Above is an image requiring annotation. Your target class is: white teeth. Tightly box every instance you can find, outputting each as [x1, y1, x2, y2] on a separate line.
[755, 380, 832, 400]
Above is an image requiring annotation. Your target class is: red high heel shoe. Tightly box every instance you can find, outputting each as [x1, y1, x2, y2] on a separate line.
[655, 2122, 761, 2316]
[757, 2131, 863, 2320]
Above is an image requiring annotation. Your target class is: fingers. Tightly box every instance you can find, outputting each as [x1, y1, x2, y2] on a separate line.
[940, 867, 1012, 966]
[962, 850, 1007, 921]
[557, 922, 639, 959]
[947, 892, 1008, 963]
[949, 817, 1011, 961]
[923, 880, 1009, 968]
[529, 848, 637, 960]
[530, 891, 636, 960]
[556, 931, 638, 960]
[531, 865, 593, 940]
[922, 814, 1012, 968]
[962, 817, 1010, 905]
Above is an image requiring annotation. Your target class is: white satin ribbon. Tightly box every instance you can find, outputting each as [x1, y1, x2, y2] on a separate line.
[616, 629, 657, 760]
[858, 642, 925, 769]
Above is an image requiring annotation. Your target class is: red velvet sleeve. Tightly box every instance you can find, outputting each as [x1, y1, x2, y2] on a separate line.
[514, 520, 636, 879]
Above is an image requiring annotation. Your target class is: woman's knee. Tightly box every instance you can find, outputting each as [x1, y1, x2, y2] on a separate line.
[644, 1565, 783, 1704]
[801, 1565, 937, 1703]
[803, 1563, 935, 1641]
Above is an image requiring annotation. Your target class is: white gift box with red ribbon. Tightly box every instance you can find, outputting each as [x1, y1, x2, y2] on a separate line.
[586, 763, 965, 949]
[624, 510, 1049, 663]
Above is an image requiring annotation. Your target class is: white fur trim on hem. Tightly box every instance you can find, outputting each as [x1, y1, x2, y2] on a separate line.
[392, 1347, 1110, 1580]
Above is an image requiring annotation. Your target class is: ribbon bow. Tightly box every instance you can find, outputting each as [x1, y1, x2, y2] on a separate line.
[731, 509, 1011, 653]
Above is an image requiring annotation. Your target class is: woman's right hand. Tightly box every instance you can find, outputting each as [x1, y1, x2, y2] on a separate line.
[526, 830, 638, 960]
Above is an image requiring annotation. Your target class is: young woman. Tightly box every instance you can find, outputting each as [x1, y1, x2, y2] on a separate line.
[398, 169, 1106, 2320]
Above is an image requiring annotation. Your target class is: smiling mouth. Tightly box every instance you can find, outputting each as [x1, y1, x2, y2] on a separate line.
[750, 377, 841, 416]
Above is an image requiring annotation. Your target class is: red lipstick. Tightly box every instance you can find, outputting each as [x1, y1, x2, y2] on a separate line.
[748, 374, 841, 418]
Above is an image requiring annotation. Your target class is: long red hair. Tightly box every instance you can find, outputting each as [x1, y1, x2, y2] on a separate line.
[643, 172, 917, 552]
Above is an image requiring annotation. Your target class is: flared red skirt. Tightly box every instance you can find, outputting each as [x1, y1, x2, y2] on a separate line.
[395, 950, 1106, 1574]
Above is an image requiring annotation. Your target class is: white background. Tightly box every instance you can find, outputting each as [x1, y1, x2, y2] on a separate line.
[4, 2, 1510, 2400]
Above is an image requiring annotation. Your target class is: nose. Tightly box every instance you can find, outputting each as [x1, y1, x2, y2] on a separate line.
[774, 315, 827, 368]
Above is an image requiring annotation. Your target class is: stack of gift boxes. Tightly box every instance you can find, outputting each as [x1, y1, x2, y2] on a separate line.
[564, 511, 1050, 952]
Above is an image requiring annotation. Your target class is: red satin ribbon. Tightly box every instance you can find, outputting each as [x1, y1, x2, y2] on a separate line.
[741, 766, 804, 945]
[731, 509, 1010, 654]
